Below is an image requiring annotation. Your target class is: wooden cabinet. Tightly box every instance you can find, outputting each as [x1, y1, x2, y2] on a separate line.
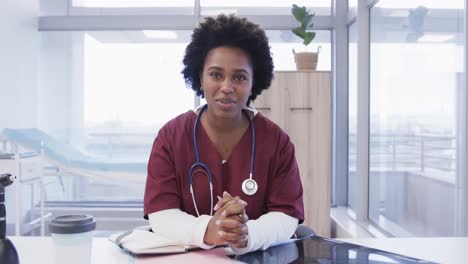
[253, 71, 331, 237]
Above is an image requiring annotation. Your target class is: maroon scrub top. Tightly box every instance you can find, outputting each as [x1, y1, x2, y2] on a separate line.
[144, 110, 304, 223]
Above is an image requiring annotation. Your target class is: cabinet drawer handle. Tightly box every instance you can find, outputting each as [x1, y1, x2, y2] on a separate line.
[290, 107, 313, 110]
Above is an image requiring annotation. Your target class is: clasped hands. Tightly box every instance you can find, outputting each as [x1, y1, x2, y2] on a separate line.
[203, 191, 249, 249]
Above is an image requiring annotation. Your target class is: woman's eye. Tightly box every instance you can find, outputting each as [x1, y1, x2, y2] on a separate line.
[209, 72, 222, 79]
[233, 75, 248, 82]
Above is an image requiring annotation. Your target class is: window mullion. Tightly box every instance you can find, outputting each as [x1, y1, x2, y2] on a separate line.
[355, 0, 370, 222]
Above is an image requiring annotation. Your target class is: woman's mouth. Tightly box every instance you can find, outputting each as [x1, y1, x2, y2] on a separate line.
[217, 98, 235, 104]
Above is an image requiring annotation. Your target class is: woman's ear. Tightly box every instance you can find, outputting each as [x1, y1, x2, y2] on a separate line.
[199, 70, 204, 85]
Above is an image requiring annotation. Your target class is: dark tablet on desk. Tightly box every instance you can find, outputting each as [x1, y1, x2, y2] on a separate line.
[234, 236, 436, 264]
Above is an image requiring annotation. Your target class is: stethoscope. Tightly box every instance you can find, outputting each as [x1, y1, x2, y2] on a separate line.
[188, 104, 257, 216]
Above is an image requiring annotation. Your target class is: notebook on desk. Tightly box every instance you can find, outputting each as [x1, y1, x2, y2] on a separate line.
[108, 230, 198, 255]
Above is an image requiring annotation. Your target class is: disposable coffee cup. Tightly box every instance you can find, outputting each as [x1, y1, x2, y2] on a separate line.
[49, 215, 96, 264]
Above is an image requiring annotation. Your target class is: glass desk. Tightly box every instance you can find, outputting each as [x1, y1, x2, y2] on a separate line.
[10, 235, 468, 263]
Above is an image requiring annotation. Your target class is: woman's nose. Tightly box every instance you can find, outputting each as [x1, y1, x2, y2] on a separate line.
[220, 79, 234, 93]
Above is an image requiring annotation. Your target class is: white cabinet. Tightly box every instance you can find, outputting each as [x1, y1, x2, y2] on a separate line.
[0, 152, 45, 236]
[253, 71, 331, 237]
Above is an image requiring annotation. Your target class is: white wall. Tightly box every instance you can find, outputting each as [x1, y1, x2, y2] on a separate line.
[0, 0, 40, 130]
[0, 0, 40, 235]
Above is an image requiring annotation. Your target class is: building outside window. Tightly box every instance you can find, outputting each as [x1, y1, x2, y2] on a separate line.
[368, 0, 464, 236]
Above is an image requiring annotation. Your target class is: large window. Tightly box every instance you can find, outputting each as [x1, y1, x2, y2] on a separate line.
[369, 0, 464, 236]
[83, 31, 193, 162]
[39, 31, 195, 202]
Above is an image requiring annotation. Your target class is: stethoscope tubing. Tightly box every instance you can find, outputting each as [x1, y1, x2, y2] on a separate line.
[189, 104, 255, 216]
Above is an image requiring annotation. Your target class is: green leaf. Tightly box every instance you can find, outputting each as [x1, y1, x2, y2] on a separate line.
[292, 4, 307, 22]
[291, 4, 316, 46]
[303, 32, 316, 46]
[292, 27, 305, 38]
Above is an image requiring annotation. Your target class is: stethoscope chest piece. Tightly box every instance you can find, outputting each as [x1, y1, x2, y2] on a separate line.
[242, 178, 258, 196]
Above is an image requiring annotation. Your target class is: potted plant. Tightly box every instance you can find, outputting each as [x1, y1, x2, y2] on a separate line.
[292, 4, 320, 70]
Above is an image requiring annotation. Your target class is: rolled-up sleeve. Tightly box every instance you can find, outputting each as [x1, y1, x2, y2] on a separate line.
[148, 209, 215, 249]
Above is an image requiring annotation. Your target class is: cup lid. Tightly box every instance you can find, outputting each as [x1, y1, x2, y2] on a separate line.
[49, 215, 96, 234]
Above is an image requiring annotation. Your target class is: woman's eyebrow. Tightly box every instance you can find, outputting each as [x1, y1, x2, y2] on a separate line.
[234, 69, 250, 74]
[206, 66, 250, 75]
[207, 66, 224, 71]
[231, 69, 252, 77]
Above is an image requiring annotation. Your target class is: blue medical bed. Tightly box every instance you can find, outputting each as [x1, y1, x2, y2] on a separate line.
[2, 128, 147, 180]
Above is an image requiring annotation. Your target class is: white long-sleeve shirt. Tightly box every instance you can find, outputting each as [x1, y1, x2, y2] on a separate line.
[148, 209, 298, 254]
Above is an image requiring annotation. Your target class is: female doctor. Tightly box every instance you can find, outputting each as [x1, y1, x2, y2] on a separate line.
[144, 14, 304, 254]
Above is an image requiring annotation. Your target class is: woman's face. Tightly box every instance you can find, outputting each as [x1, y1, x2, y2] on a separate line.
[200, 46, 253, 120]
